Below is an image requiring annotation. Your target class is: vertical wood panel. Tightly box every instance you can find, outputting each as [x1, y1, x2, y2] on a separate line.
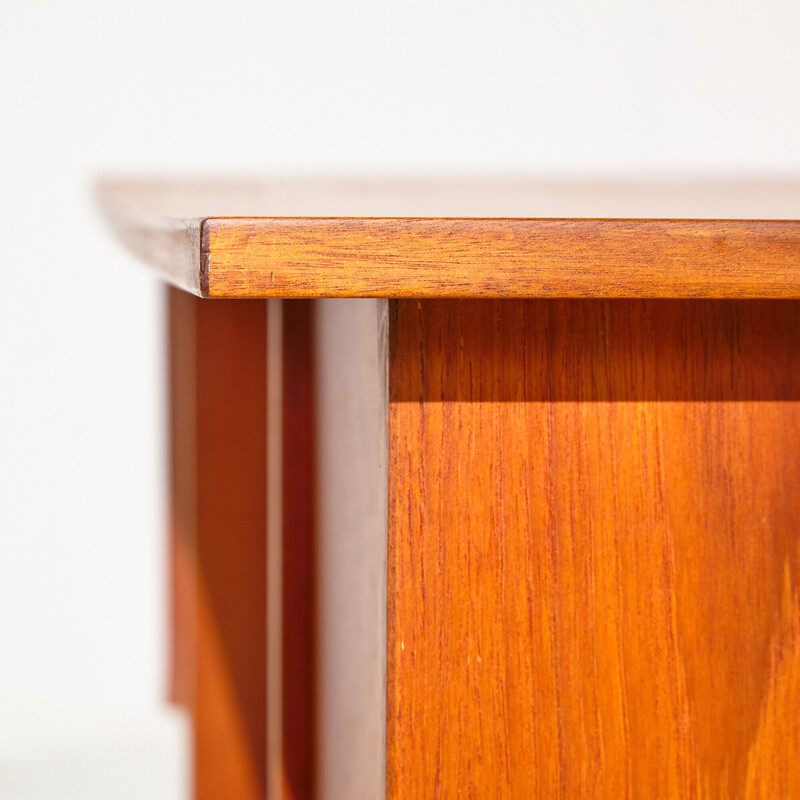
[387, 299, 800, 800]
[315, 299, 388, 800]
[168, 288, 268, 800]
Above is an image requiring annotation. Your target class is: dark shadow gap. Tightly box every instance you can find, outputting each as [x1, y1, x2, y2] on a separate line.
[390, 299, 800, 403]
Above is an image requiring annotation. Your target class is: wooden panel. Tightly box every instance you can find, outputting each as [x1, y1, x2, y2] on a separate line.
[204, 218, 800, 299]
[315, 299, 389, 800]
[97, 178, 800, 299]
[168, 288, 268, 800]
[387, 299, 800, 800]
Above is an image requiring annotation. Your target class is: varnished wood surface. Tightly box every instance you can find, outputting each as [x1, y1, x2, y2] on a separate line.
[387, 298, 800, 799]
[97, 178, 800, 298]
[168, 289, 268, 800]
[205, 218, 800, 299]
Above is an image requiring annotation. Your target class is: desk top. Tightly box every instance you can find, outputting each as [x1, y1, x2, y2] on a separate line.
[97, 178, 800, 298]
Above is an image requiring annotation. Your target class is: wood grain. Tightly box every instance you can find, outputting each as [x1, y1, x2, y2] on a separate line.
[96, 178, 800, 299]
[168, 288, 268, 800]
[204, 218, 800, 299]
[387, 298, 800, 800]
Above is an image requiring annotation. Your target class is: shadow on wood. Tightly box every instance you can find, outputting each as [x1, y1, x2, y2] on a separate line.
[388, 298, 800, 799]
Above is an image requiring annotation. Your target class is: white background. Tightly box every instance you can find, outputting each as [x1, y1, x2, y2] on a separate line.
[1, 0, 799, 796]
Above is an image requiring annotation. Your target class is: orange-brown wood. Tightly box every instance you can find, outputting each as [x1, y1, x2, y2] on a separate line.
[168, 288, 268, 800]
[387, 298, 800, 799]
[204, 218, 800, 299]
[97, 178, 800, 299]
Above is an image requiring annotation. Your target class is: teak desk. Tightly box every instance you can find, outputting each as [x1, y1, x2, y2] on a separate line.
[99, 179, 800, 800]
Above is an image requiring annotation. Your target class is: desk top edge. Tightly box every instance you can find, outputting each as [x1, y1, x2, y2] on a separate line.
[97, 177, 800, 298]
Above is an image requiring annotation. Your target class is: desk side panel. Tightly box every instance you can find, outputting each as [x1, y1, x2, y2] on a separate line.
[387, 298, 800, 799]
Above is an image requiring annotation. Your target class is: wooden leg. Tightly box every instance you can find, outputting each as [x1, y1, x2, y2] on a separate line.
[168, 288, 268, 800]
[169, 291, 318, 800]
[387, 299, 800, 799]
[167, 293, 800, 797]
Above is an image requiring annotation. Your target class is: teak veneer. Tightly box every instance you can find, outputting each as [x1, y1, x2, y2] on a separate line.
[99, 177, 800, 800]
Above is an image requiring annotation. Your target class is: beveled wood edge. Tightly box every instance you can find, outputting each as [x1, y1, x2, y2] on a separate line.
[97, 178, 800, 298]
[99, 214, 800, 300]
[97, 182, 204, 296]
